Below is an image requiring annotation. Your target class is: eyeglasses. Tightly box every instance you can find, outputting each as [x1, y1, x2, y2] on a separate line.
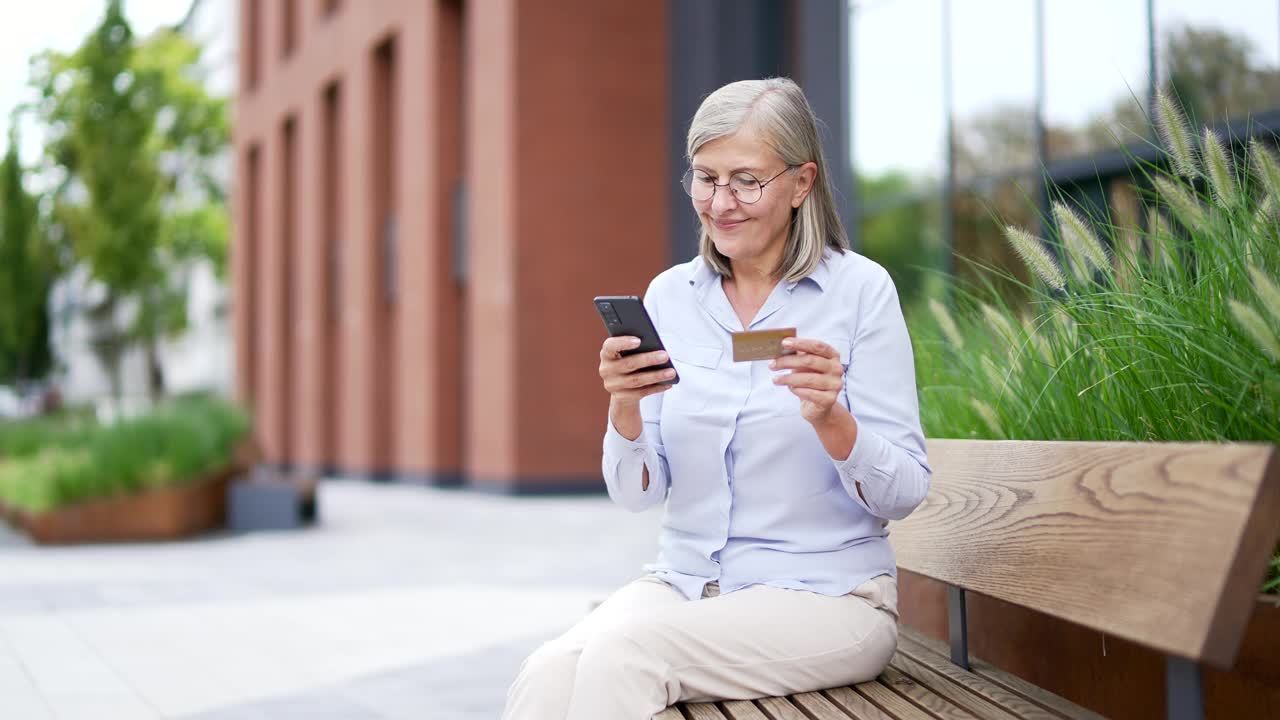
[681, 165, 797, 205]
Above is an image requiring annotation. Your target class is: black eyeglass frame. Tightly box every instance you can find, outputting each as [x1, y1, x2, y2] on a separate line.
[681, 165, 800, 205]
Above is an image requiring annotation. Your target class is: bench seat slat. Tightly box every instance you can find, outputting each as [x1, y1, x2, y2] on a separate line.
[756, 695, 818, 719]
[879, 665, 981, 719]
[720, 699, 771, 719]
[683, 702, 729, 719]
[853, 679, 940, 719]
[899, 630, 1104, 720]
[655, 708, 685, 720]
[793, 690, 869, 718]
[887, 650, 1026, 720]
[823, 686, 898, 719]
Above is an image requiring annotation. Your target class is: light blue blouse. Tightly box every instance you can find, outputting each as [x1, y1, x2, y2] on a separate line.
[602, 247, 931, 601]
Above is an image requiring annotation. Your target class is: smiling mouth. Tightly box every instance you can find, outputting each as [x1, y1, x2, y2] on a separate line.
[712, 218, 748, 230]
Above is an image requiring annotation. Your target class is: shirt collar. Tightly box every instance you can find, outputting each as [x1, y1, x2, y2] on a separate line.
[688, 248, 833, 293]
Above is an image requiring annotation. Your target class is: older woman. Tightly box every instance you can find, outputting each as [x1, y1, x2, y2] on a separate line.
[502, 77, 931, 720]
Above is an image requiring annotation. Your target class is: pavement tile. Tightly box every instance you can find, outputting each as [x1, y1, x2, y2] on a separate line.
[0, 480, 660, 719]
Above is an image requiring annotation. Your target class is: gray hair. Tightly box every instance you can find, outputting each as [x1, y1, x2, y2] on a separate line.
[685, 77, 848, 281]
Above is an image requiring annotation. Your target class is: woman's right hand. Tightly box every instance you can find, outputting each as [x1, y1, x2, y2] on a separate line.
[598, 336, 676, 405]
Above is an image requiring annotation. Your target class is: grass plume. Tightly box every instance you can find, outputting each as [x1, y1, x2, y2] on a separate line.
[1002, 225, 1066, 291]
[1201, 128, 1240, 208]
[1053, 202, 1111, 282]
[1155, 90, 1198, 177]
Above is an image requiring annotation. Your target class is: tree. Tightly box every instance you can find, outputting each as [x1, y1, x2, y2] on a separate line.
[1164, 25, 1280, 127]
[0, 123, 56, 385]
[31, 0, 229, 405]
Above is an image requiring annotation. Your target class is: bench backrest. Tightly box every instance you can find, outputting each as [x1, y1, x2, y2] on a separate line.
[889, 439, 1280, 669]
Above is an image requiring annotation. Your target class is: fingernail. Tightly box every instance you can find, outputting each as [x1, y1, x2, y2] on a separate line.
[768, 360, 776, 369]
[628, 338, 641, 347]
[782, 339, 793, 347]
[664, 369, 676, 377]
[656, 352, 668, 361]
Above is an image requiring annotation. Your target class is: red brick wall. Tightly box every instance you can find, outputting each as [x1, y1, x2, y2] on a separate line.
[234, 0, 669, 489]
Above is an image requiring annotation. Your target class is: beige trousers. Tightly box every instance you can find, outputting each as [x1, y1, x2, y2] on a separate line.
[501, 574, 899, 720]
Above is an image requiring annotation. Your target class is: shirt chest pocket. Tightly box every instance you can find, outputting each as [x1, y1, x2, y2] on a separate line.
[663, 337, 722, 413]
[769, 336, 852, 416]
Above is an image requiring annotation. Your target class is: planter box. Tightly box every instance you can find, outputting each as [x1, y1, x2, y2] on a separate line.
[898, 569, 1280, 719]
[1, 464, 243, 545]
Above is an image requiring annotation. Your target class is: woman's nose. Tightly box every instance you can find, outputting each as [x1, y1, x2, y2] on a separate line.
[711, 184, 739, 215]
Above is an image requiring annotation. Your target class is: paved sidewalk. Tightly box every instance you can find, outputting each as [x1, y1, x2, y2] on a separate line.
[0, 480, 664, 719]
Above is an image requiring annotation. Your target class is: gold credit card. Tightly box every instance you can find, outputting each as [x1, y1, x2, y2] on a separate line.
[731, 328, 797, 362]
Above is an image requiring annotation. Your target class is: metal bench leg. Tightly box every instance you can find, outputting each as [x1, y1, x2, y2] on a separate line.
[1166, 656, 1204, 720]
[948, 585, 970, 670]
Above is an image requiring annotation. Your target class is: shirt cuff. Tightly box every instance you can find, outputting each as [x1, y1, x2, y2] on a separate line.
[832, 418, 889, 513]
[835, 416, 884, 473]
[604, 417, 649, 459]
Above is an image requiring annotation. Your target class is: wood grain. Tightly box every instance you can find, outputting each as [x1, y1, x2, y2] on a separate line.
[823, 686, 896, 719]
[654, 708, 685, 720]
[878, 666, 979, 719]
[720, 700, 770, 719]
[886, 650, 1034, 720]
[755, 695, 812, 720]
[853, 679, 935, 718]
[891, 439, 1280, 667]
[792, 691, 866, 719]
[899, 629, 1104, 720]
[684, 702, 728, 719]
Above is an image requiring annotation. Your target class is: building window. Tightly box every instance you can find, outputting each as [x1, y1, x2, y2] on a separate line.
[282, 0, 298, 58]
[244, 144, 261, 401]
[245, 0, 261, 90]
[323, 82, 342, 323]
[373, 38, 398, 305]
[280, 117, 298, 457]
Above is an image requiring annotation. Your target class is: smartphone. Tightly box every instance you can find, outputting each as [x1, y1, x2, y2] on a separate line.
[593, 295, 679, 384]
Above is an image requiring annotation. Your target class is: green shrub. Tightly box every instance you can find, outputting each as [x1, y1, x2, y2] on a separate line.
[913, 92, 1280, 590]
[917, 96, 1279, 442]
[0, 394, 250, 513]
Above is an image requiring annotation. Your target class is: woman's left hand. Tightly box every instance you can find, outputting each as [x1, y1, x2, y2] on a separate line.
[769, 337, 844, 424]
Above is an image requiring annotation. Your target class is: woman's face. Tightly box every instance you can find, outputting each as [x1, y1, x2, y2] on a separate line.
[689, 130, 815, 271]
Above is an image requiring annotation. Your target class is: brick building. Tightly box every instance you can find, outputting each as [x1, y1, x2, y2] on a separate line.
[233, 0, 851, 493]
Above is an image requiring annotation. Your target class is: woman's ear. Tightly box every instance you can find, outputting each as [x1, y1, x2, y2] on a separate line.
[791, 162, 818, 208]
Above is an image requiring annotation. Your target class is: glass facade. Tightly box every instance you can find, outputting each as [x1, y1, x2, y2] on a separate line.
[1044, 0, 1150, 158]
[849, 0, 1280, 311]
[1156, 0, 1280, 124]
[852, 0, 946, 307]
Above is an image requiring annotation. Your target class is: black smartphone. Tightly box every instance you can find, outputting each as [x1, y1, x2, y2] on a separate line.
[593, 295, 679, 384]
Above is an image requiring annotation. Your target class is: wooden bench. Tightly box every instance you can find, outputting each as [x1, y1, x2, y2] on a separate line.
[659, 439, 1280, 720]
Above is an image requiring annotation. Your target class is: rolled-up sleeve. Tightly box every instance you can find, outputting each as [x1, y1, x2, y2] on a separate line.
[601, 391, 669, 512]
[833, 268, 931, 520]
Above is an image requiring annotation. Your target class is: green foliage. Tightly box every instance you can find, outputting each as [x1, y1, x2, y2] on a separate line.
[0, 124, 56, 383]
[916, 119, 1280, 443]
[33, 0, 163, 294]
[859, 173, 941, 309]
[915, 93, 1280, 591]
[29, 0, 230, 400]
[0, 394, 249, 514]
[1165, 25, 1280, 128]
